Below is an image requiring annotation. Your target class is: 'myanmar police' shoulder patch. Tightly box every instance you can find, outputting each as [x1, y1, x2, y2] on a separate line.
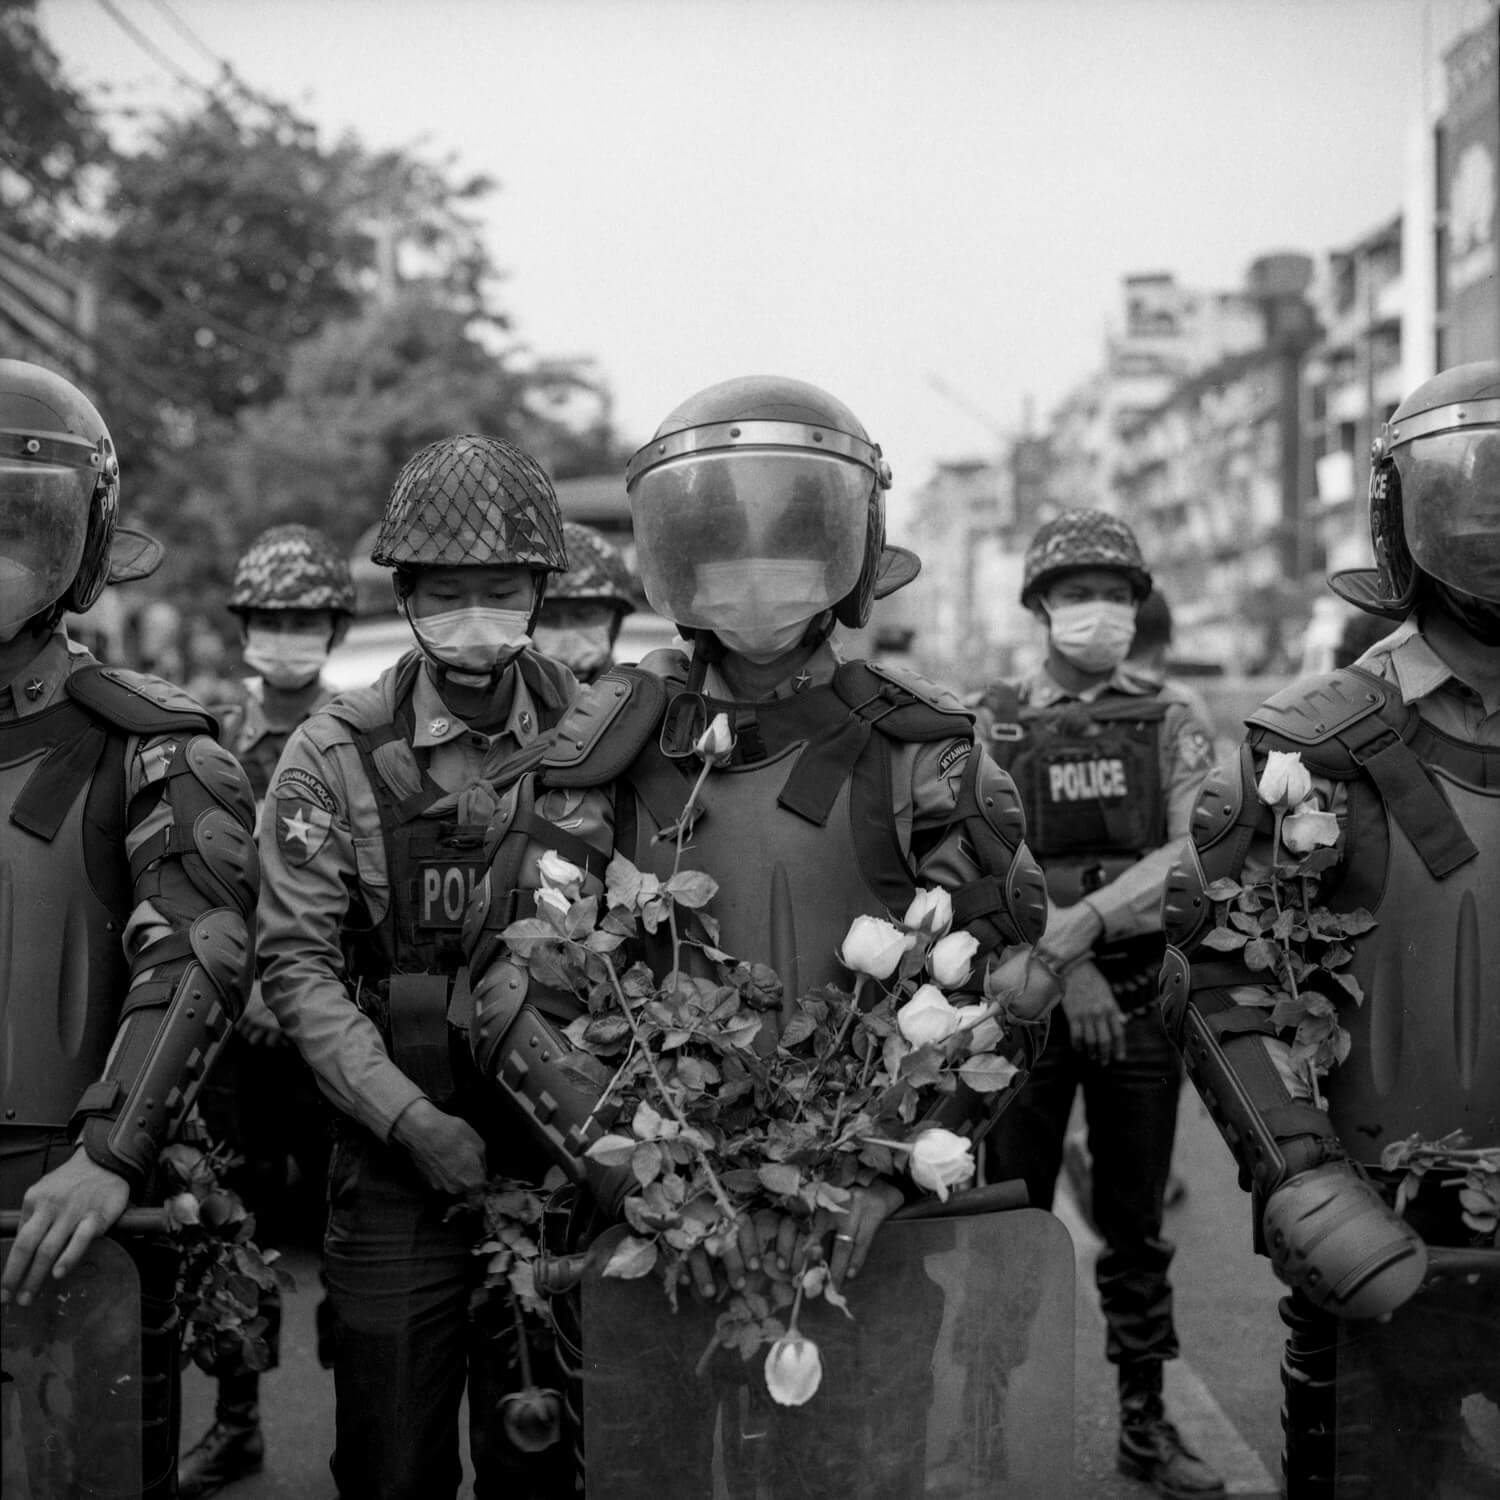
[272, 765, 338, 815]
[937, 740, 972, 778]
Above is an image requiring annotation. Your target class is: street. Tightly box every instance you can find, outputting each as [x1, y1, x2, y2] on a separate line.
[182, 1086, 1287, 1499]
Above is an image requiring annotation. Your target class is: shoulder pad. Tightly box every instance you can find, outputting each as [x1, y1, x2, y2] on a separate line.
[635, 647, 691, 682]
[862, 659, 970, 715]
[66, 665, 216, 737]
[1245, 668, 1400, 777]
[543, 666, 670, 788]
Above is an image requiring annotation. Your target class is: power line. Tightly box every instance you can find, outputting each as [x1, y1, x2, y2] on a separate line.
[146, 0, 224, 70]
[92, 0, 219, 103]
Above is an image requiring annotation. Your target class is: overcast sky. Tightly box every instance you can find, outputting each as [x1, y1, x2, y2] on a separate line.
[38, 0, 1491, 514]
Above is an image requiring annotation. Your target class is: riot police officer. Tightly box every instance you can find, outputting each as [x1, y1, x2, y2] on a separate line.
[1162, 361, 1500, 1498]
[0, 358, 259, 1499]
[974, 510, 1225, 1500]
[178, 523, 355, 1497]
[255, 436, 578, 1500]
[532, 520, 637, 684]
[462, 375, 1060, 1488]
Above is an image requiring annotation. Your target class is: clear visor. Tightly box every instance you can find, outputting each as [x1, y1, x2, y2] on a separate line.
[1399, 427, 1500, 603]
[628, 449, 869, 629]
[0, 462, 90, 632]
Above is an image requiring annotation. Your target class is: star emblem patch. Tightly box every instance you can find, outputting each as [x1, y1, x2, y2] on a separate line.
[273, 796, 333, 866]
[24, 677, 45, 701]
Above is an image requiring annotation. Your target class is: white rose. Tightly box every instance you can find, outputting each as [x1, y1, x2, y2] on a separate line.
[536, 886, 572, 925]
[694, 712, 734, 762]
[764, 1332, 823, 1406]
[166, 1191, 200, 1228]
[1257, 750, 1313, 812]
[897, 984, 962, 1047]
[955, 1003, 1003, 1053]
[928, 930, 979, 988]
[907, 1127, 976, 1201]
[839, 914, 914, 981]
[538, 850, 585, 895]
[902, 887, 953, 937]
[1281, 801, 1340, 855]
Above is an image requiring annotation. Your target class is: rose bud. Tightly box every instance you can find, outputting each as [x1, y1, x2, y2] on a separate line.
[902, 887, 953, 937]
[1281, 802, 1340, 855]
[839, 914, 915, 981]
[896, 984, 962, 1047]
[537, 850, 585, 896]
[694, 711, 734, 762]
[499, 1386, 563, 1452]
[928, 930, 979, 988]
[907, 1126, 977, 1201]
[1257, 750, 1313, 812]
[764, 1332, 824, 1406]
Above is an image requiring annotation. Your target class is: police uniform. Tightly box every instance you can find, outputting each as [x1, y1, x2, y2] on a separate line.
[1162, 620, 1500, 1495]
[1, 631, 258, 1499]
[975, 658, 1217, 1416]
[257, 645, 575, 1500]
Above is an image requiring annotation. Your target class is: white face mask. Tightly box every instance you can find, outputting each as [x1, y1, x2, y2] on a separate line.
[532, 623, 613, 681]
[243, 627, 331, 690]
[694, 558, 830, 664]
[1047, 600, 1137, 674]
[410, 606, 532, 676]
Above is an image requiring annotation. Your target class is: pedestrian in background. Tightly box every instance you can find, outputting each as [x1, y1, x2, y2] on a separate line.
[255, 437, 578, 1500]
[178, 524, 356, 1497]
[973, 510, 1225, 1500]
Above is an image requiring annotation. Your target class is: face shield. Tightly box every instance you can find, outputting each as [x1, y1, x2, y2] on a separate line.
[1398, 425, 1500, 605]
[629, 446, 871, 644]
[0, 461, 90, 638]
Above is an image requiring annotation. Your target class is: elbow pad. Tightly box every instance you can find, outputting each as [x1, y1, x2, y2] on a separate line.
[950, 755, 1049, 951]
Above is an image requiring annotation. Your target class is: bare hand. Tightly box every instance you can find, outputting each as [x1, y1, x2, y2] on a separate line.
[1062, 959, 1127, 1065]
[237, 986, 284, 1047]
[1, 1149, 131, 1307]
[816, 1178, 906, 1287]
[681, 1200, 762, 1299]
[391, 1100, 488, 1199]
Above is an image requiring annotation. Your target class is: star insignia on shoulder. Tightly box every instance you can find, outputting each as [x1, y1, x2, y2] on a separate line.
[793, 670, 812, 692]
[24, 677, 45, 701]
[281, 807, 317, 848]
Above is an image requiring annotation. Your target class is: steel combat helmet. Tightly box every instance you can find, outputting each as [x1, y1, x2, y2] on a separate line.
[229, 524, 356, 615]
[0, 359, 121, 635]
[1331, 360, 1500, 618]
[625, 376, 916, 636]
[373, 434, 567, 574]
[549, 521, 637, 616]
[1020, 509, 1153, 608]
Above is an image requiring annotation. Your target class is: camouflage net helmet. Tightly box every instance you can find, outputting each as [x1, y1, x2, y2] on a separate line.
[1021, 508, 1152, 607]
[229, 524, 356, 615]
[547, 522, 636, 615]
[372, 434, 567, 572]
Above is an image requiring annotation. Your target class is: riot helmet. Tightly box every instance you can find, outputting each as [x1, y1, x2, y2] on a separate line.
[0, 359, 120, 639]
[625, 376, 913, 660]
[1331, 361, 1500, 626]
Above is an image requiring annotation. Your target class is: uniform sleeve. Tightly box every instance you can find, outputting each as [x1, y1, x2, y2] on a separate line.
[1074, 695, 1220, 943]
[73, 729, 260, 1187]
[255, 723, 426, 1142]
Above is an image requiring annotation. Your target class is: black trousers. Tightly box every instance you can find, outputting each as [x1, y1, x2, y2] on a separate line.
[985, 1002, 1182, 1371]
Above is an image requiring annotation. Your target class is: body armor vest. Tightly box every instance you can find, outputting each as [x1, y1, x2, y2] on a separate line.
[1, 699, 131, 1132]
[1321, 724, 1500, 1162]
[979, 684, 1168, 904]
[338, 657, 567, 1111]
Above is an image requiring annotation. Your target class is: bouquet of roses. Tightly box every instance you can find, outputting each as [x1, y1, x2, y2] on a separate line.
[1194, 748, 1500, 1244]
[476, 714, 1043, 1405]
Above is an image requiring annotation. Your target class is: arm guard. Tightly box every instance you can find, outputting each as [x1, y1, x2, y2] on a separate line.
[71, 734, 258, 1187]
[948, 752, 1049, 952]
[469, 959, 634, 1216]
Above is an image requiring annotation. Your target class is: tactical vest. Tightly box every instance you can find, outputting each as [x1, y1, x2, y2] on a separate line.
[336, 654, 570, 1109]
[1245, 667, 1500, 1163]
[532, 659, 1036, 1015]
[980, 681, 1171, 1005]
[0, 667, 212, 1138]
[219, 684, 336, 804]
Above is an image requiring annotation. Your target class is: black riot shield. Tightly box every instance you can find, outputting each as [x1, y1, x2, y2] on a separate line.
[1, 1230, 143, 1500]
[1333, 1247, 1500, 1500]
[581, 1201, 1074, 1500]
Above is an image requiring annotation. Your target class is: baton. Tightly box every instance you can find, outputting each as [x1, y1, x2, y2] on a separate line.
[0, 1208, 171, 1236]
